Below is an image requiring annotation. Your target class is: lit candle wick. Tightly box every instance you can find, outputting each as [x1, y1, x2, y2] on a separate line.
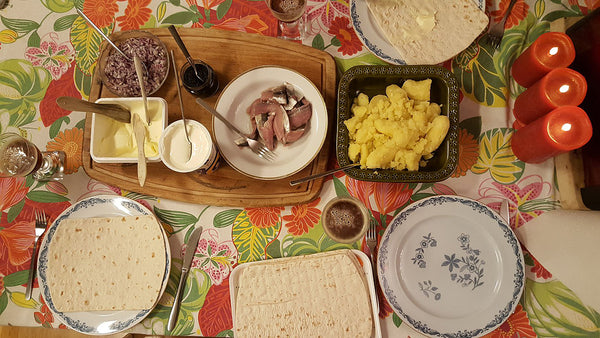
[561, 123, 572, 132]
[559, 84, 570, 93]
[549, 47, 559, 55]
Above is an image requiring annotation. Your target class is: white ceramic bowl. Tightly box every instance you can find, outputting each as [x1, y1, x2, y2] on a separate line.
[90, 97, 168, 163]
[159, 119, 219, 173]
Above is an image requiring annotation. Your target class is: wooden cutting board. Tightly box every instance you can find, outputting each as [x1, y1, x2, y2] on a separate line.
[83, 28, 336, 207]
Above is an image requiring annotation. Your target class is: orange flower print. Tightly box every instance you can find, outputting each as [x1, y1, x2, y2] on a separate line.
[490, 0, 528, 29]
[83, 0, 119, 28]
[246, 206, 284, 228]
[212, 15, 269, 35]
[452, 128, 479, 178]
[116, 0, 152, 31]
[34, 295, 55, 328]
[0, 219, 33, 268]
[483, 304, 536, 338]
[46, 128, 83, 175]
[328, 16, 362, 56]
[0, 177, 28, 211]
[372, 182, 412, 215]
[346, 177, 374, 210]
[283, 198, 321, 236]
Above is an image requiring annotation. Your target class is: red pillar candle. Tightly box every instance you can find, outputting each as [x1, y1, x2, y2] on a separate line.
[511, 32, 576, 88]
[511, 106, 593, 163]
[513, 68, 587, 124]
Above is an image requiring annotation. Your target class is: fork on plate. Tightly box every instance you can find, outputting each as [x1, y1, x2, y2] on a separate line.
[195, 97, 276, 161]
[25, 210, 48, 300]
[485, 0, 517, 49]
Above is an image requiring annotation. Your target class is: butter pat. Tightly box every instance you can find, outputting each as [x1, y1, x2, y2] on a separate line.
[90, 97, 168, 163]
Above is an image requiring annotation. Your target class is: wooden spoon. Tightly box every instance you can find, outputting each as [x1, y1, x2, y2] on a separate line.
[56, 96, 131, 123]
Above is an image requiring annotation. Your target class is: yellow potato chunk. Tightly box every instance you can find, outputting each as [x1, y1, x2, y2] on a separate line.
[344, 80, 449, 171]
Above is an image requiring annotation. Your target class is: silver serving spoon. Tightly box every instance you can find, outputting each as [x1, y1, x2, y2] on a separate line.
[168, 25, 203, 82]
[289, 163, 360, 186]
[76, 7, 148, 75]
[171, 50, 192, 161]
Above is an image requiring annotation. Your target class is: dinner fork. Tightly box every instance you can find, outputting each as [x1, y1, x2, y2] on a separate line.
[195, 97, 276, 161]
[365, 219, 379, 278]
[25, 210, 47, 300]
[486, 0, 517, 49]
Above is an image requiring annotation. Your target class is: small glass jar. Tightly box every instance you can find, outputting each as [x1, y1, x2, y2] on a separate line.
[180, 61, 219, 98]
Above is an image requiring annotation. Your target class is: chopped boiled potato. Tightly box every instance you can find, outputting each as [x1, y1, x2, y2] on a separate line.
[343, 80, 449, 171]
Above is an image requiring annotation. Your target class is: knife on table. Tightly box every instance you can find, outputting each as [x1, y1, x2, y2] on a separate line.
[132, 113, 147, 187]
[168, 226, 203, 332]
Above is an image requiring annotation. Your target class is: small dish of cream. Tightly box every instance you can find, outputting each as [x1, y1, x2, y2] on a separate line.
[159, 119, 219, 173]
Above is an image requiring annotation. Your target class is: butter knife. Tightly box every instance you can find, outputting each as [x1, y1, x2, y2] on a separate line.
[132, 113, 146, 187]
[168, 226, 203, 332]
[500, 199, 510, 226]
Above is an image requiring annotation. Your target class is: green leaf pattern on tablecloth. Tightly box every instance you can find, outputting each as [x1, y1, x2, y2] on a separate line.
[0, 59, 50, 130]
[70, 17, 105, 77]
[232, 210, 281, 263]
[472, 128, 525, 184]
[524, 279, 600, 337]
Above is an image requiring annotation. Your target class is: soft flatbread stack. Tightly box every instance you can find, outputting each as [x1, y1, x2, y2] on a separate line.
[234, 249, 373, 337]
[366, 0, 489, 64]
[46, 215, 167, 312]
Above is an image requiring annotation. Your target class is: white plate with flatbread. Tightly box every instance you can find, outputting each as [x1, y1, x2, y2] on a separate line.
[37, 195, 171, 335]
[212, 66, 328, 180]
[350, 0, 488, 65]
[230, 249, 381, 337]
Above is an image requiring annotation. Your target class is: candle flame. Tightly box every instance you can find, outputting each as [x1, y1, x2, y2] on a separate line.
[549, 47, 559, 55]
[561, 123, 572, 132]
[559, 84, 570, 93]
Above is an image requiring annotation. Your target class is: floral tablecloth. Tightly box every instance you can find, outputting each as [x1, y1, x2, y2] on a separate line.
[1, 0, 599, 337]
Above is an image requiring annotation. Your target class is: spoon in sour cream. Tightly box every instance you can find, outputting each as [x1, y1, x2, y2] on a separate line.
[171, 50, 192, 161]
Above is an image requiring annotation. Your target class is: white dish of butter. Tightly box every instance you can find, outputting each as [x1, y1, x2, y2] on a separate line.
[160, 119, 219, 173]
[90, 97, 168, 163]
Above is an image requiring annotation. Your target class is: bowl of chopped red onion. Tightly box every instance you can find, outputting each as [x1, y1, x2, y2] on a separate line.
[97, 30, 169, 97]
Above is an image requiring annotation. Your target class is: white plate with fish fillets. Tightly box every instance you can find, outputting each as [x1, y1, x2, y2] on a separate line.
[213, 66, 328, 180]
[378, 195, 524, 337]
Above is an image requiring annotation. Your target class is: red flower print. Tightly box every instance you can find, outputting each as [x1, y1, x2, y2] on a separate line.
[246, 207, 284, 228]
[483, 304, 536, 337]
[372, 183, 412, 215]
[116, 0, 152, 31]
[34, 294, 55, 328]
[490, 0, 528, 30]
[452, 128, 479, 178]
[198, 279, 233, 336]
[307, 0, 349, 28]
[530, 253, 552, 279]
[346, 177, 374, 210]
[82, 0, 119, 28]
[0, 177, 28, 211]
[283, 198, 322, 236]
[39, 63, 80, 127]
[328, 16, 362, 56]
[212, 15, 269, 35]
[202, 0, 226, 8]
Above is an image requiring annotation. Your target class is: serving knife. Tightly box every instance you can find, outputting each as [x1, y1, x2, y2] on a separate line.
[168, 226, 203, 332]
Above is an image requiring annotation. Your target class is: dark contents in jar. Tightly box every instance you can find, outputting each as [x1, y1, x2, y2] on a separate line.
[182, 62, 219, 98]
[103, 37, 168, 97]
[324, 201, 364, 240]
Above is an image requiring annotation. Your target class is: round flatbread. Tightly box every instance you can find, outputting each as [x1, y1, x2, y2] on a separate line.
[366, 0, 489, 64]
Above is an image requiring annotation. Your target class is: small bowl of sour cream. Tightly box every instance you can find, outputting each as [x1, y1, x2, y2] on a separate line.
[159, 119, 220, 174]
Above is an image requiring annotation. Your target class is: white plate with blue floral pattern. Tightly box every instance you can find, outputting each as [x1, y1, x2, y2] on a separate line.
[350, 0, 486, 65]
[37, 195, 171, 335]
[377, 195, 524, 337]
